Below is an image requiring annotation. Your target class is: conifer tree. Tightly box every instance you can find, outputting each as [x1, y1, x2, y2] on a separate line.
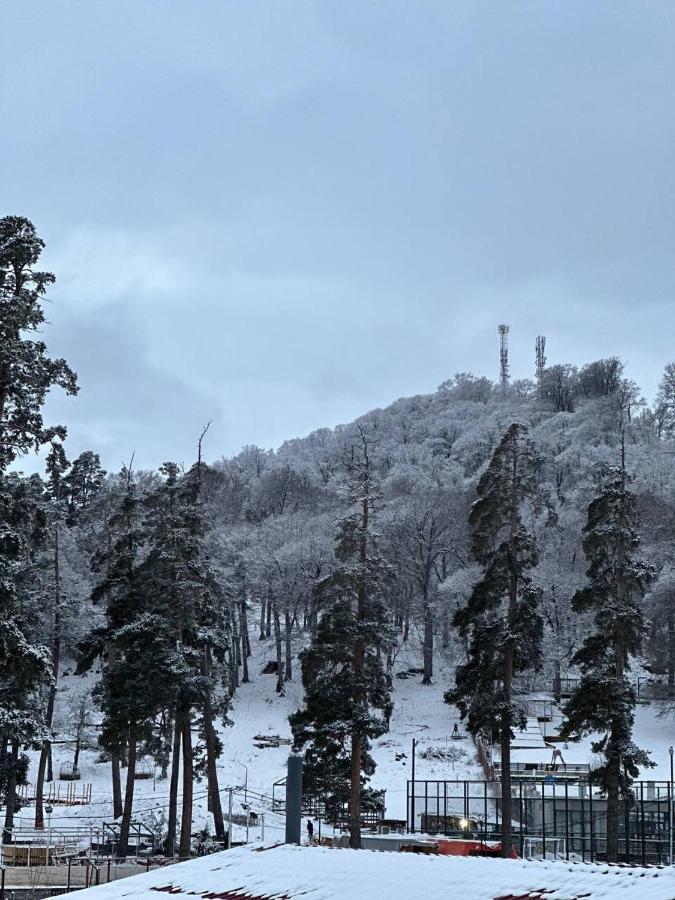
[560, 447, 654, 862]
[446, 423, 553, 857]
[290, 428, 392, 849]
[34, 442, 70, 829]
[138, 449, 231, 853]
[0, 473, 51, 840]
[78, 465, 153, 857]
[0, 216, 77, 839]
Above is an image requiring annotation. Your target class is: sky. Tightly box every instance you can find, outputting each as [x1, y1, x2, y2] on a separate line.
[1, 1, 674, 472]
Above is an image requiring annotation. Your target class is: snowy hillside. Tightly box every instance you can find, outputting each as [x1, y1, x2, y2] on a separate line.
[18, 636, 480, 842]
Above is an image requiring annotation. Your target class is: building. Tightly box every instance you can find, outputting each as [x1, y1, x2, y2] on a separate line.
[58, 842, 675, 900]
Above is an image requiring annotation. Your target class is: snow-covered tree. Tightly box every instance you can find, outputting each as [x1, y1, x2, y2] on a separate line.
[0, 216, 77, 841]
[447, 422, 554, 857]
[291, 428, 393, 849]
[560, 450, 654, 863]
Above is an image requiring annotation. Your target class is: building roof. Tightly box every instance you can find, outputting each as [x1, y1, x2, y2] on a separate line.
[65, 844, 675, 900]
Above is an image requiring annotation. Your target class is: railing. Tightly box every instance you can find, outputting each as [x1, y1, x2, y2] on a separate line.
[16, 781, 92, 805]
[407, 778, 675, 865]
[494, 762, 591, 779]
[513, 674, 675, 702]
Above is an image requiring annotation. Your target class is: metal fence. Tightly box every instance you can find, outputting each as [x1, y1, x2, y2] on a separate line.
[407, 779, 674, 865]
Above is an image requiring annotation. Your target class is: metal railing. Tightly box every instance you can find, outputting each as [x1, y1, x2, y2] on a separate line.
[407, 778, 675, 865]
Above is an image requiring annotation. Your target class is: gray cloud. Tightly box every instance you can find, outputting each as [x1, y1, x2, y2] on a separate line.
[2, 0, 674, 470]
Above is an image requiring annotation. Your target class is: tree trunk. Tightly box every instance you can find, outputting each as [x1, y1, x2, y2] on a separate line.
[422, 584, 433, 685]
[3, 742, 20, 844]
[202, 652, 225, 840]
[272, 601, 284, 693]
[668, 611, 675, 693]
[259, 598, 266, 640]
[349, 488, 369, 850]
[179, 714, 193, 858]
[165, 708, 181, 856]
[111, 749, 123, 819]
[35, 525, 62, 829]
[232, 604, 241, 667]
[284, 608, 293, 682]
[117, 734, 137, 858]
[240, 599, 250, 683]
[266, 600, 272, 640]
[606, 745, 620, 863]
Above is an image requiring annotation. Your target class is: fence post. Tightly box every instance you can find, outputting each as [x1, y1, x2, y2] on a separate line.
[67, 858, 72, 893]
[1, 864, 5, 900]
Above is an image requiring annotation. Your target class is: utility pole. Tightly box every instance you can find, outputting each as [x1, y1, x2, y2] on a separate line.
[669, 746, 673, 865]
[410, 738, 416, 833]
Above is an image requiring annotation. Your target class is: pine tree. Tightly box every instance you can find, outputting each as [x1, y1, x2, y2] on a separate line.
[290, 428, 393, 849]
[34, 442, 70, 829]
[77, 465, 157, 857]
[0, 473, 51, 840]
[446, 423, 553, 857]
[0, 216, 77, 840]
[138, 450, 231, 853]
[560, 446, 654, 862]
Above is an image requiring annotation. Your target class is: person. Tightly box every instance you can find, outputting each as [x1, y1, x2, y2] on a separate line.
[550, 747, 566, 770]
[306, 819, 314, 843]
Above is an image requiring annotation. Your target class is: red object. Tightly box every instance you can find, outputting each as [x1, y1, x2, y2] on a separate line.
[437, 839, 518, 859]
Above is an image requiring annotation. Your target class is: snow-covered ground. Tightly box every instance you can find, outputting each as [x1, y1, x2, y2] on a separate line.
[17, 632, 675, 850]
[17, 639, 479, 843]
[61, 842, 675, 900]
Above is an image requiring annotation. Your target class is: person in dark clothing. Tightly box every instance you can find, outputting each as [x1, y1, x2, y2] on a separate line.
[306, 820, 314, 842]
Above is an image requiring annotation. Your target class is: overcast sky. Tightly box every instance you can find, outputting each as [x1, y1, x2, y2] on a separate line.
[2, 1, 674, 472]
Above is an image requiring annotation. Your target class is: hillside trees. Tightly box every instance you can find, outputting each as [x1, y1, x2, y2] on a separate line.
[291, 429, 393, 850]
[447, 422, 554, 858]
[560, 450, 654, 863]
[389, 503, 451, 684]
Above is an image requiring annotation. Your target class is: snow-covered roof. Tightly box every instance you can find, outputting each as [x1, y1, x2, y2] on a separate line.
[64, 843, 675, 900]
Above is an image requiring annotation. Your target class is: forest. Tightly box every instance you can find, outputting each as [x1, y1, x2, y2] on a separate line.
[1, 216, 673, 862]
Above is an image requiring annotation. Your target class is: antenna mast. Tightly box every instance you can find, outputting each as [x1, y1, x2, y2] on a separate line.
[535, 335, 547, 381]
[498, 324, 510, 392]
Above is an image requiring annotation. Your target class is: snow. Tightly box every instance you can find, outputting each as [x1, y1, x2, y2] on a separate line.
[18, 645, 482, 841]
[60, 842, 675, 900]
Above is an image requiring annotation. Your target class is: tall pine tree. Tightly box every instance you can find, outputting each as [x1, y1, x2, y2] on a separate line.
[0, 216, 77, 840]
[447, 423, 553, 857]
[560, 446, 654, 862]
[291, 428, 392, 849]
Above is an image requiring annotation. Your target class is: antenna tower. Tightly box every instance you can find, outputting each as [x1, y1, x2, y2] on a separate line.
[498, 324, 510, 391]
[535, 335, 547, 380]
